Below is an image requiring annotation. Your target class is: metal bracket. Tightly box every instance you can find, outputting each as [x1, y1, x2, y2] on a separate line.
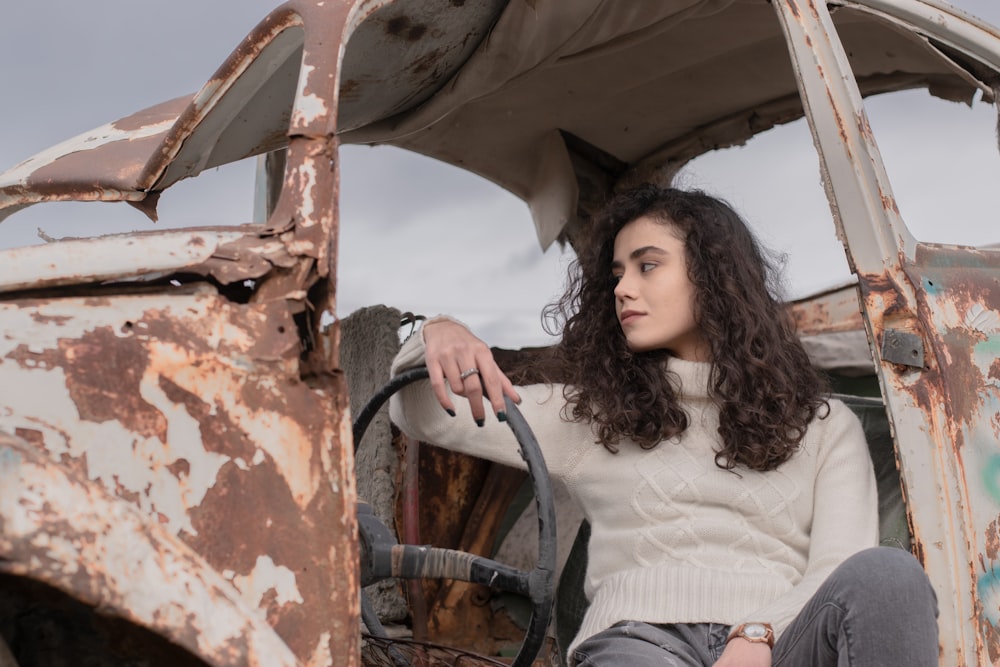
[881, 329, 925, 368]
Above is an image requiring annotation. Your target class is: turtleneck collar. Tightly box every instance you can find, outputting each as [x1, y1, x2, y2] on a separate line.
[664, 355, 713, 400]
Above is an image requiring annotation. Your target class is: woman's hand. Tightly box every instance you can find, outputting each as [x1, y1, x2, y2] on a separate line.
[712, 638, 771, 667]
[422, 319, 520, 426]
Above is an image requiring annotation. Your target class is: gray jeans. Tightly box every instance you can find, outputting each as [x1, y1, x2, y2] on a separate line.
[572, 547, 939, 666]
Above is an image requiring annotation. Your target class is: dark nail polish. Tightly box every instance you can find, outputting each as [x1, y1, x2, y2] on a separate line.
[497, 411, 507, 423]
[475, 418, 485, 428]
[445, 408, 456, 417]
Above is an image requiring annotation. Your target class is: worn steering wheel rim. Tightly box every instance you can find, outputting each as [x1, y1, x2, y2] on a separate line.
[353, 366, 557, 667]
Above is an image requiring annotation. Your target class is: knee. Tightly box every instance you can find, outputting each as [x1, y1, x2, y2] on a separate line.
[836, 547, 937, 609]
[841, 547, 925, 581]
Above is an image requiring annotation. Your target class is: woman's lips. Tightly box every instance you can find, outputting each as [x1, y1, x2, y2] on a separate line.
[619, 310, 643, 326]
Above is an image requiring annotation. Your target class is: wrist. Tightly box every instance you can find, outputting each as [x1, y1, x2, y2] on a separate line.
[422, 315, 465, 332]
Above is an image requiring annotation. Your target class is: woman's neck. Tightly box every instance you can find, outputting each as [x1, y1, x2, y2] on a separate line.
[666, 355, 713, 400]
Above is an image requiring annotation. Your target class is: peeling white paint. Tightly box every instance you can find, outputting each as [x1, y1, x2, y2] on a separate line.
[291, 62, 330, 128]
[234, 554, 305, 608]
[310, 631, 334, 667]
[0, 117, 176, 187]
[965, 302, 1000, 334]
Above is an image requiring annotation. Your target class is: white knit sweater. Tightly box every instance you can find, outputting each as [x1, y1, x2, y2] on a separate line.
[389, 328, 878, 655]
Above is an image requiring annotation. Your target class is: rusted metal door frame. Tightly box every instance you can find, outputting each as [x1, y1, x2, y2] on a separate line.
[773, 0, 1000, 664]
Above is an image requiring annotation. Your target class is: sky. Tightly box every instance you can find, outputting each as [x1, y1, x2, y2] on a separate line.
[1, 1, 999, 348]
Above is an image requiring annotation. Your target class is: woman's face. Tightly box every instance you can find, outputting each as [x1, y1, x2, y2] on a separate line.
[611, 215, 709, 361]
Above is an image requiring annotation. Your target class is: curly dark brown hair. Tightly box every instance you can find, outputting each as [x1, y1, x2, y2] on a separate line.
[542, 184, 828, 471]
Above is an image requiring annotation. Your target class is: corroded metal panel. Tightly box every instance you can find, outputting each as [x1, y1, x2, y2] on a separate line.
[0, 431, 301, 667]
[0, 227, 296, 293]
[852, 253, 1000, 665]
[0, 0, 402, 665]
[788, 284, 865, 336]
[0, 97, 189, 222]
[899, 246, 1000, 662]
[787, 284, 874, 375]
[0, 291, 354, 665]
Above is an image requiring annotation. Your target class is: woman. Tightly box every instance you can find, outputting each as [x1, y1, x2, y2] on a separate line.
[389, 185, 938, 666]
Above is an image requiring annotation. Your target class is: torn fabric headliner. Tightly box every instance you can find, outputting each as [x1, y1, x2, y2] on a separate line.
[0, 0, 996, 248]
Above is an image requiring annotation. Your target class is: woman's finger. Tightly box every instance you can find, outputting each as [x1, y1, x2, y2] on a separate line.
[426, 361, 457, 417]
[500, 373, 522, 406]
[475, 353, 516, 421]
[456, 361, 488, 426]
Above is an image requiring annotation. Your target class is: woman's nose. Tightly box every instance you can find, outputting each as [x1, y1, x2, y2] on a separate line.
[614, 273, 633, 300]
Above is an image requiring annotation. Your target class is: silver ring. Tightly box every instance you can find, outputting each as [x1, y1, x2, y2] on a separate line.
[459, 367, 480, 380]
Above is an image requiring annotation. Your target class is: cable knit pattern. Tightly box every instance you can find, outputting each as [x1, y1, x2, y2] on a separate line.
[389, 324, 879, 657]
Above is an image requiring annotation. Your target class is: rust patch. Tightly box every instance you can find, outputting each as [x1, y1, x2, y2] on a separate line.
[28, 312, 73, 326]
[60, 328, 168, 441]
[880, 192, 899, 215]
[111, 473, 142, 505]
[986, 517, 1000, 561]
[857, 109, 874, 142]
[939, 326, 988, 424]
[825, 84, 850, 155]
[340, 78, 360, 101]
[411, 49, 445, 76]
[6, 344, 58, 372]
[27, 134, 164, 193]
[13, 427, 44, 448]
[979, 597, 1000, 664]
[110, 96, 190, 133]
[792, 300, 828, 332]
[787, 286, 864, 336]
[166, 457, 191, 480]
[858, 271, 910, 323]
[384, 16, 428, 41]
[187, 458, 301, 575]
[989, 359, 1000, 381]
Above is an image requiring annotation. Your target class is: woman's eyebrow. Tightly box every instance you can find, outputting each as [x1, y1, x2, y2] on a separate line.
[630, 245, 667, 259]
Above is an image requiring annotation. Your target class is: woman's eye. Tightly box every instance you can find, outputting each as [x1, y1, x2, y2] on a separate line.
[640, 262, 656, 273]
[611, 274, 623, 285]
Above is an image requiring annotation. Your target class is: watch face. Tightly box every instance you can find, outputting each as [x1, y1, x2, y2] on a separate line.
[743, 624, 767, 639]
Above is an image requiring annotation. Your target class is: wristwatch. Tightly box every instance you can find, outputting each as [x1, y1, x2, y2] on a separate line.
[727, 623, 775, 648]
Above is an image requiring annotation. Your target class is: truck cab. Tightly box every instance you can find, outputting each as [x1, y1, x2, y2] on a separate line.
[2, 1, 1000, 664]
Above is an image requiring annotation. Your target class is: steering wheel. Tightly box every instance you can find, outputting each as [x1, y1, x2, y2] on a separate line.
[353, 366, 557, 667]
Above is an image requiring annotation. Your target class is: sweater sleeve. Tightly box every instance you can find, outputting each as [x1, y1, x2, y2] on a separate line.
[735, 399, 879, 638]
[388, 321, 590, 478]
